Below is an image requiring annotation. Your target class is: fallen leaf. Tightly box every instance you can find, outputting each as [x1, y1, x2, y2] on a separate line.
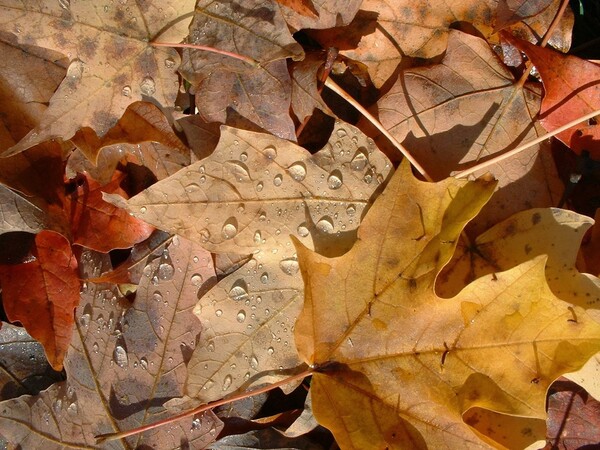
[0, 230, 78, 370]
[580, 209, 600, 276]
[277, 0, 362, 31]
[504, 32, 600, 158]
[0, 184, 47, 234]
[0, 0, 195, 156]
[375, 30, 562, 234]
[290, 53, 333, 124]
[293, 162, 600, 448]
[565, 354, 600, 402]
[0, 238, 223, 448]
[273, 0, 318, 18]
[437, 208, 600, 310]
[105, 121, 392, 403]
[0, 322, 64, 401]
[208, 426, 326, 449]
[544, 379, 600, 449]
[496, 0, 556, 28]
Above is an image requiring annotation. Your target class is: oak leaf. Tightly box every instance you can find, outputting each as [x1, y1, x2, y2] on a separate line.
[0, 0, 194, 156]
[504, 33, 600, 158]
[105, 122, 392, 403]
[293, 162, 600, 448]
[375, 30, 562, 234]
[0, 230, 78, 370]
[0, 238, 223, 448]
[0, 183, 47, 234]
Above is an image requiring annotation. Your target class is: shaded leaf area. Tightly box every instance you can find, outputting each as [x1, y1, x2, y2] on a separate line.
[0, 238, 223, 449]
[105, 122, 392, 404]
[375, 30, 562, 234]
[543, 379, 600, 449]
[0, 0, 194, 156]
[504, 33, 600, 159]
[293, 162, 600, 448]
[0, 231, 78, 370]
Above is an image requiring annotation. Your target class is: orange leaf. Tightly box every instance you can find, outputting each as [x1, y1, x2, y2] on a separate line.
[64, 171, 154, 252]
[0, 230, 78, 370]
[504, 32, 600, 158]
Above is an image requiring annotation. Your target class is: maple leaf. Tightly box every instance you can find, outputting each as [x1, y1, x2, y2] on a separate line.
[292, 162, 600, 448]
[105, 121, 392, 403]
[375, 30, 562, 234]
[0, 238, 224, 448]
[0, 0, 194, 157]
[0, 230, 78, 370]
[504, 33, 600, 158]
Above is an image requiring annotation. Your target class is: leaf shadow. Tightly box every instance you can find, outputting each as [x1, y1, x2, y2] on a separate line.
[108, 386, 172, 421]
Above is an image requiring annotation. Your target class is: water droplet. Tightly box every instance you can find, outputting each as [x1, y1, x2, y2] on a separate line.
[140, 357, 148, 369]
[185, 182, 202, 194]
[164, 58, 175, 68]
[287, 162, 306, 181]
[79, 313, 90, 328]
[66, 59, 84, 80]
[346, 204, 357, 216]
[260, 272, 269, 284]
[121, 85, 132, 97]
[259, 211, 267, 221]
[351, 149, 369, 171]
[225, 160, 251, 182]
[222, 374, 232, 391]
[250, 355, 259, 369]
[229, 280, 249, 301]
[221, 218, 238, 239]
[215, 309, 223, 317]
[139, 206, 147, 214]
[263, 145, 277, 160]
[267, 347, 274, 355]
[327, 170, 343, 189]
[114, 345, 128, 368]
[92, 342, 99, 353]
[336, 128, 348, 137]
[254, 230, 262, 244]
[53, 398, 62, 413]
[279, 258, 300, 275]
[193, 256, 199, 263]
[207, 341, 215, 352]
[364, 168, 374, 184]
[316, 216, 334, 233]
[158, 262, 174, 281]
[200, 228, 211, 242]
[191, 418, 202, 431]
[273, 174, 283, 186]
[67, 402, 78, 415]
[297, 223, 310, 237]
[239, 152, 248, 161]
[237, 310, 246, 322]
[256, 181, 264, 192]
[191, 273, 203, 286]
[140, 76, 156, 96]
[153, 291, 163, 302]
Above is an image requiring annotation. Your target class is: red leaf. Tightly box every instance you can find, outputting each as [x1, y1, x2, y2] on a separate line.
[64, 171, 154, 252]
[503, 33, 600, 158]
[0, 230, 78, 371]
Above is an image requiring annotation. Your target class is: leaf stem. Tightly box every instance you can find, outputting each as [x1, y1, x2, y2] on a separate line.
[454, 108, 600, 178]
[150, 42, 259, 68]
[95, 366, 314, 443]
[323, 77, 433, 182]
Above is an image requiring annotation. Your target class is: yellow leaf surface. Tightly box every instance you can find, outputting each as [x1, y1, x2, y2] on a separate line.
[293, 162, 600, 449]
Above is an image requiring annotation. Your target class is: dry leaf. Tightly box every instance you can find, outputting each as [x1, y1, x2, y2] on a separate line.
[0, 230, 78, 370]
[293, 162, 600, 448]
[277, 0, 362, 31]
[290, 53, 333, 124]
[376, 30, 562, 234]
[0, 184, 47, 234]
[0, 238, 223, 448]
[105, 121, 392, 403]
[0, 0, 194, 156]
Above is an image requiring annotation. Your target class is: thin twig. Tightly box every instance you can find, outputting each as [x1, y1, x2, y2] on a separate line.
[323, 77, 433, 182]
[150, 42, 259, 68]
[95, 367, 314, 443]
[454, 108, 600, 178]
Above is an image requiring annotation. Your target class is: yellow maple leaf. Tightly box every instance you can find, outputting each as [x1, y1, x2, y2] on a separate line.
[293, 162, 600, 449]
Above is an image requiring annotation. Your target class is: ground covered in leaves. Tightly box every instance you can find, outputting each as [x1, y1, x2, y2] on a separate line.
[1, 0, 600, 449]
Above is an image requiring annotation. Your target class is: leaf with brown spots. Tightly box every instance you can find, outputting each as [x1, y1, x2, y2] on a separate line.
[0, 0, 195, 157]
[293, 162, 600, 448]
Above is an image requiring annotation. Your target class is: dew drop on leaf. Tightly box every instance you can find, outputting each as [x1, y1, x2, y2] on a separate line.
[351, 149, 369, 171]
[139, 206, 147, 214]
[256, 181, 264, 192]
[327, 170, 343, 189]
[140, 76, 156, 96]
[273, 174, 283, 186]
[222, 374, 232, 391]
[288, 162, 307, 181]
[254, 230, 262, 244]
[239, 151, 248, 161]
[158, 262, 174, 281]
[316, 216, 335, 233]
[221, 218, 238, 239]
[236, 310, 246, 322]
[250, 355, 259, 369]
[346, 204, 357, 216]
[164, 57, 175, 68]
[260, 272, 269, 284]
[225, 160, 251, 182]
[267, 347, 274, 355]
[200, 228, 211, 242]
[140, 357, 148, 370]
[263, 145, 277, 160]
[336, 128, 348, 137]
[297, 223, 310, 237]
[92, 342, 99, 353]
[279, 257, 299, 275]
[121, 85, 132, 97]
[67, 402, 78, 415]
[191, 418, 202, 431]
[215, 309, 223, 317]
[113, 345, 129, 368]
[229, 280, 249, 301]
[190, 273, 203, 286]
[153, 291, 163, 302]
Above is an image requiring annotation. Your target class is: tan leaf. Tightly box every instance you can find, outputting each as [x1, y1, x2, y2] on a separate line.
[290, 53, 333, 124]
[375, 30, 562, 234]
[0, 184, 47, 234]
[0, 0, 195, 156]
[278, 0, 362, 31]
[105, 121, 392, 402]
[0, 238, 223, 448]
[293, 162, 600, 448]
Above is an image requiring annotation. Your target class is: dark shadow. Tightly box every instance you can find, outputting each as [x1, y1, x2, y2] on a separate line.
[109, 386, 172, 420]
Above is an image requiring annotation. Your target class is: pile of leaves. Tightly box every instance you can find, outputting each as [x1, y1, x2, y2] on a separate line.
[1, 0, 600, 448]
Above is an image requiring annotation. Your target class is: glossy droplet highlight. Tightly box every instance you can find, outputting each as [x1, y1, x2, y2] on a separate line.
[273, 174, 283, 187]
[229, 280, 249, 301]
[121, 85, 132, 97]
[316, 216, 334, 233]
[191, 273, 203, 286]
[225, 160, 251, 182]
[215, 309, 223, 317]
[222, 374, 232, 391]
[260, 272, 269, 284]
[327, 170, 343, 189]
[346, 204, 357, 216]
[199, 228, 211, 242]
[236, 310, 246, 322]
[221, 218, 238, 239]
[139, 206, 147, 214]
[114, 345, 128, 368]
[254, 230, 262, 244]
[140, 76, 156, 96]
[263, 145, 277, 160]
[279, 257, 299, 275]
[158, 262, 174, 281]
[351, 149, 369, 171]
[297, 223, 310, 237]
[164, 58, 175, 68]
[287, 162, 306, 181]
[250, 355, 259, 369]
